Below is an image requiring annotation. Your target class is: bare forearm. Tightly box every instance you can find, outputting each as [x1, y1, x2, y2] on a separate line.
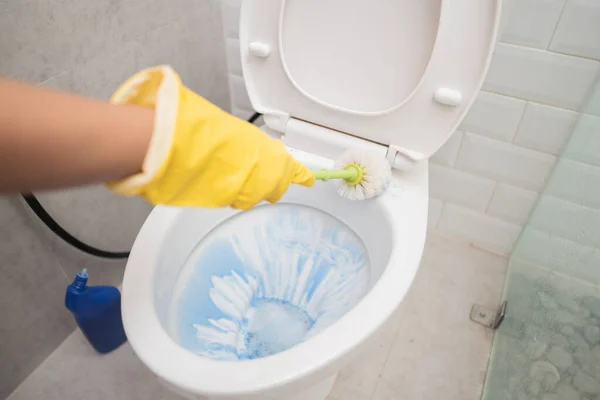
[0, 78, 153, 193]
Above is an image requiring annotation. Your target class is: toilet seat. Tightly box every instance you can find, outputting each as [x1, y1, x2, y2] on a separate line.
[240, 0, 500, 164]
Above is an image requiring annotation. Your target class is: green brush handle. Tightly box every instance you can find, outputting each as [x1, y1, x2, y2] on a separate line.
[313, 167, 359, 182]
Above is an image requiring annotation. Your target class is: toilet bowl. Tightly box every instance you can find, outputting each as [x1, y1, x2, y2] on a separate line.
[122, 1, 501, 399]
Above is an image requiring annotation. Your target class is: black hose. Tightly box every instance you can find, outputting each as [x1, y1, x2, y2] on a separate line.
[23, 112, 263, 259]
[22, 193, 131, 259]
[247, 112, 261, 124]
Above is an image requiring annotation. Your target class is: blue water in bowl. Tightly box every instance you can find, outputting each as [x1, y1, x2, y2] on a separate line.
[168, 204, 370, 360]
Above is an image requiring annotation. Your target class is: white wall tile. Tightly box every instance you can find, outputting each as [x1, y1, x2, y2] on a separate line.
[563, 114, 600, 166]
[225, 38, 242, 75]
[428, 198, 443, 230]
[483, 43, 600, 110]
[429, 164, 496, 212]
[545, 158, 600, 209]
[499, 0, 519, 35]
[438, 204, 522, 255]
[501, 0, 566, 49]
[221, 0, 241, 39]
[460, 91, 526, 142]
[229, 75, 253, 112]
[586, 81, 600, 116]
[487, 184, 539, 225]
[456, 133, 557, 191]
[430, 130, 464, 167]
[549, 0, 600, 60]
[513, 102, 579, 155]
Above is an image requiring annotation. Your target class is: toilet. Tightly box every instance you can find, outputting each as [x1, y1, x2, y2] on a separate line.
[121, 1, 501, 399]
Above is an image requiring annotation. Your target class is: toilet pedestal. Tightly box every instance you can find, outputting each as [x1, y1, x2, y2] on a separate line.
[282, 374, 337, 400]
[160, 374, 337, 400]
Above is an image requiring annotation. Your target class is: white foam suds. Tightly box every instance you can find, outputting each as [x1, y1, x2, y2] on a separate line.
[168, 204, 371, 360]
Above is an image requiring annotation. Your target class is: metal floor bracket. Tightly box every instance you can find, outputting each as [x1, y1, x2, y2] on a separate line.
[470, 301, 507, 329]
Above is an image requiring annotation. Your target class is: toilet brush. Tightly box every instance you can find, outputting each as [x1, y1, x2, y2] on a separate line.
[312, 149, 392, 201]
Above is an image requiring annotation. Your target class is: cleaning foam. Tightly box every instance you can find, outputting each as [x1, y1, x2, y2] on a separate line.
[168, 204, 371, 360]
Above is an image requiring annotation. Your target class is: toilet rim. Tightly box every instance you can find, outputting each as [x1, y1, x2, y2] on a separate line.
[122, 189, 426, 396]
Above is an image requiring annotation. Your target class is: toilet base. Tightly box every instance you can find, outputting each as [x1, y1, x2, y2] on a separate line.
[159, 374, 337, 400]
[279, 374, 337, 400]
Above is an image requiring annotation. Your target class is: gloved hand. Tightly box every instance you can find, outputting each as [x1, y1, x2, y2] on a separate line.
[106, 66, 315, 210]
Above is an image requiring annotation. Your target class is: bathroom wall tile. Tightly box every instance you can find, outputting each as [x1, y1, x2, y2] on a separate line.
[586, 81, 600, 116]
[499, 0, 519, 35]
[45, 14, 230, 110]
[0, 197, 76, 399]
[7, 330, 185, 400]
[427, 198, 444, 230]
[563, 114, 600, 166]
[230, 75, 254, 113]
[514, 227, 600, 285]
[483, 259, 600, 400]
[487, 184, 539, 225]
[0, 0, 182, 83]
[483, 43, 600, 110]
[430, 130, 464, 167]
[513, 102, 579, 155]
[544, 158, 600, 210]
[41, 40, 142, 102]
[21, 186, 152, 287]
[231, 107, 256, 121]
[438, 204, 522, 255]
[429, 165, 496, 212]
[549, 0, 600, 60]
[226, 38, 242, 76]
[460, 91, 527, 143]
[137, 13, 230, 111]
[456, 133, 556, 191]
[221, 0, 242, 39]
[529, 195, 600, 249]
[373, 233, 507, 400]
[500, 0, 566, 49]
[32, 187, 150, 251]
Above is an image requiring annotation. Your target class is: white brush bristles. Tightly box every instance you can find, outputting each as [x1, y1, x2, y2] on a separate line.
[333, 149, 392, 200]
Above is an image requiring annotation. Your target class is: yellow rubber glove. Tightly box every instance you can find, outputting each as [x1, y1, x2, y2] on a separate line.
[106, 66, 315, 210]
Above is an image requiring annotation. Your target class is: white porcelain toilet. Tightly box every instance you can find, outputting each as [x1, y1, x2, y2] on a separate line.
[121, 1, 501, 399]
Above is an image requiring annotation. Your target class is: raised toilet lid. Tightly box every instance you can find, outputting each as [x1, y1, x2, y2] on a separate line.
[240, 0, 501, 161]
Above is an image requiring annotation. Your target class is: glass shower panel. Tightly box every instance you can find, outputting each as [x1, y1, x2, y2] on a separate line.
[482, 79, 600, 400]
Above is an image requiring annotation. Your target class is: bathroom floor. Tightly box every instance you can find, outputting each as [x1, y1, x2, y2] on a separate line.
[7, 232, 507, 400]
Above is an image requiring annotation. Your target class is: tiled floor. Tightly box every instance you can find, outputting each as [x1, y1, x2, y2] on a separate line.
[7, 232, 508, 400]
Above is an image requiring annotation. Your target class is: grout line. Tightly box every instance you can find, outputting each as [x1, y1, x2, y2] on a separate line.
[482, 88, 580, 111]
[510, 101, 529, 144]
[435, 201, 446, 230]
[452, 130, 468, 168]
[498, 38, 600, 63]
[4, 316, 81, 399]
[484, 182, 499, 213]
[38, 71, 68, 87]
[548, 48, 600, 63]
[546, 0, 569, 50]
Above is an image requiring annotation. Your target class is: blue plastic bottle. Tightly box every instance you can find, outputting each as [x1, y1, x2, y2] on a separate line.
[65, 269, 127, 353]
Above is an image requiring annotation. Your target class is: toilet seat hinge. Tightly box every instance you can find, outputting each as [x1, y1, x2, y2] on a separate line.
[386, 145, 424, 172]
[264, 115, 425, 173]
[278, 117, 390, 163]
